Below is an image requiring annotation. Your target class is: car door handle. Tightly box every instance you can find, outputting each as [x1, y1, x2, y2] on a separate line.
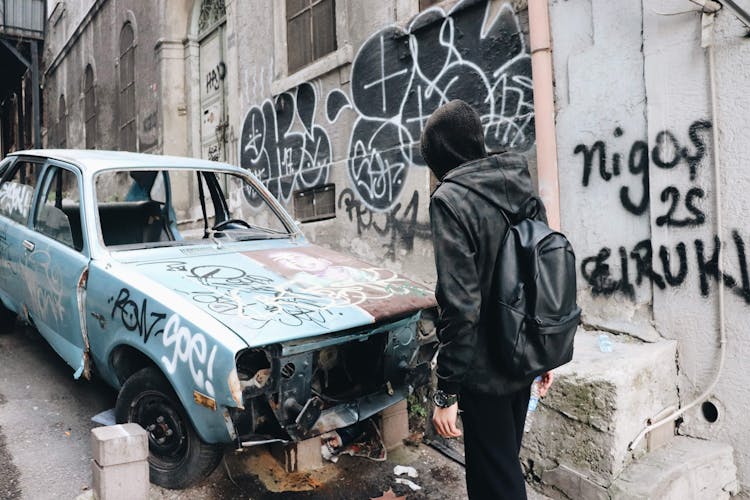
[22, 240, 35, 252]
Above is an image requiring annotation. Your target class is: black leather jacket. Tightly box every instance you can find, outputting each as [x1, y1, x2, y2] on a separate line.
[430, 152, 545, 397]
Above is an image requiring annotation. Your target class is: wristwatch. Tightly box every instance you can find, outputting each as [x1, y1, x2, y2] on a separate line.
[432, 389, 458, 408]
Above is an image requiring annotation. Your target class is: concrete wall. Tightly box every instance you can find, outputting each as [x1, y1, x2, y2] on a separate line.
[44, 0, 193, 154]
[234, 0, 536, 285]
[550, 0, 750, 491]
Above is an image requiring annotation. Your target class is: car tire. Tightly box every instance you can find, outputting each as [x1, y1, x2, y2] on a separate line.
[0, 301, 16, 333]
[115, 366, 224, 489]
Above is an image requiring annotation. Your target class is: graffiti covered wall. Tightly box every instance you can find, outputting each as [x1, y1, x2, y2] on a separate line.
[236, 0, 536, 281]
[551, 0, 750, 490]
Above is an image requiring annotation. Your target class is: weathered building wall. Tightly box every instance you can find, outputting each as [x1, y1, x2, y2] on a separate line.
[234, 0, 536, 284]
[43, 0, 536, 286]
[44, 0, 192, 155]
[550, 0, 750, 491]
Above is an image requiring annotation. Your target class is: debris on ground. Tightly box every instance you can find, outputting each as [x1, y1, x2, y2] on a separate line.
[393, 465, 418, 478]
[91, 408, 116, 426]
[404, 431, 424, 447]
[395, 477, 422, 491]
[321, 419, 386, 463]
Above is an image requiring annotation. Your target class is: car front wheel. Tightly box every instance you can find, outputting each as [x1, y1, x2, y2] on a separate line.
[115, 366, 224, 489]
[0, 301, 16, 333]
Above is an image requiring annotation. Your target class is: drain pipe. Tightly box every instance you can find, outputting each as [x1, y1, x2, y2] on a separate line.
[528, 0, 561, 231]
[629, 0, 726, 451]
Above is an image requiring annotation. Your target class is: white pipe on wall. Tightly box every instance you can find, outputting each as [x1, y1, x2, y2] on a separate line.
[629, 4, 726, 451]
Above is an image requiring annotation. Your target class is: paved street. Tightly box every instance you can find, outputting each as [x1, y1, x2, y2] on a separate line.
[1, 321, 538, 500]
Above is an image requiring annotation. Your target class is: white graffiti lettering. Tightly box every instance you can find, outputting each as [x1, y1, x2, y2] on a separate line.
[0, 182, 33, 220]
[24, 250, 65, 325]
[161, 314, 218, 396]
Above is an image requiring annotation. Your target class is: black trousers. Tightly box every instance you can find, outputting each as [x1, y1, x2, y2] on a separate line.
[460, 386, 531, 500]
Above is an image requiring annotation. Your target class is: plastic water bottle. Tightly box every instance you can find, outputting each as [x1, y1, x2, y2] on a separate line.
[524, 376, 542, 433]
[598, 333, 614, 353]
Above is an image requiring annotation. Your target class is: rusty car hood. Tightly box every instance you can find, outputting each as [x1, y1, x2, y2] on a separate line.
[121, 243, 436, 347]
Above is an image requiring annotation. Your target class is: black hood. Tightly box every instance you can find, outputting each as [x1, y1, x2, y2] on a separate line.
[442, 152, 541, 220]
[420, 99, 487, 180]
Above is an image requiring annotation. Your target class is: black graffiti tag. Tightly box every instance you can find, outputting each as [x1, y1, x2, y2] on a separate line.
[239, 0, 534, 212]
[575, 120, 711, 223]
[205, 62, 226, 94]
[338, 188, 431, 261]
[109, 288, 167, 344]
[239, 82, 331, 207]
[581, 231, 750, 305]
[330, 1, 535, 210]
[137, 260, 334, 328]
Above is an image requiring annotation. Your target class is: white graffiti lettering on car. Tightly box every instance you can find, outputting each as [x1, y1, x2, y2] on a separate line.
[0, 182, 33, 219]
[161, 314, 218, 396]
[24, 249, 65, 324]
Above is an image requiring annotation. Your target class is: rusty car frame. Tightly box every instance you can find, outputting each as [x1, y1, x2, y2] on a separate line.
[0, 150, 437, 488]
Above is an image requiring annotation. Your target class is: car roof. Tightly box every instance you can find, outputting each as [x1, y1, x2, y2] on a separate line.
[9, 149, 246, 175]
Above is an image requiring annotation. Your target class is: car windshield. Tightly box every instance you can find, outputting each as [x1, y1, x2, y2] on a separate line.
[94, 168, 292, 248]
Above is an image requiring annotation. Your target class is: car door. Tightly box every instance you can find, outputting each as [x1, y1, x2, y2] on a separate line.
[0, 157, 42, 316]
[25, 160, 91, 378]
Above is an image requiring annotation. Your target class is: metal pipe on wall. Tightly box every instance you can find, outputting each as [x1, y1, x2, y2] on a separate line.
[528, 0, 561, 231]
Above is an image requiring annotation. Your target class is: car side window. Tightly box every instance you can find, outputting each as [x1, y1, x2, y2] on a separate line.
[0, 160, 40, 225]
[0, 157, 14, 179]
[34, 166, 83, 251]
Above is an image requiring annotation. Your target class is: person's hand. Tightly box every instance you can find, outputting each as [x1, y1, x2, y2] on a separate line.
[538, 371, 554, 397]
[432, 403, 462, 438]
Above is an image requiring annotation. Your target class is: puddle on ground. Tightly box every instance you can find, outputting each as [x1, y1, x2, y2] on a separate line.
[229, 447, 339, 493]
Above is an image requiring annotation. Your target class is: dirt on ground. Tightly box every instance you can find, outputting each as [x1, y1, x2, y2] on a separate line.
[139, 443, 469, 500]
[0, 393, 21, 500]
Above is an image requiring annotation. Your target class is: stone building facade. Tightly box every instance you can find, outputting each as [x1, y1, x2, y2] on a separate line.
[42, 0, 750, 496]
[43, 0, 537, 283]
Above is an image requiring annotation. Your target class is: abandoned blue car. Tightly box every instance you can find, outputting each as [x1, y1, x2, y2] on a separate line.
[0, 150, 437, 488]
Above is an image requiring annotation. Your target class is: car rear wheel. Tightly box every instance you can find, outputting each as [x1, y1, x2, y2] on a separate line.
[115, 366, 224, 489]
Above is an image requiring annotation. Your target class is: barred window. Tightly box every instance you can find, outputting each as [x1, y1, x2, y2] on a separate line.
[293, 184, 335, 222]
[58, 94, 67, 149]
[84, 65, 97, 149]
[198, 0, 226, 35]
[286, 0, 336, 73]
[119, 23, 136, 151]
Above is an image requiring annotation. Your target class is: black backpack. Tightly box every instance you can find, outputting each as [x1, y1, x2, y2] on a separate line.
[491, 198, 581, 379]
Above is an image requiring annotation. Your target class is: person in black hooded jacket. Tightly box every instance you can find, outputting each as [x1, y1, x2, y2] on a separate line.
[421, 99, 554, 500]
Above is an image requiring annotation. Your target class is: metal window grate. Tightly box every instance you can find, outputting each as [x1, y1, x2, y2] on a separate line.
[198, 0, 226, 34]
[286, 0, 337, 73]
[293, 184, 336, 222]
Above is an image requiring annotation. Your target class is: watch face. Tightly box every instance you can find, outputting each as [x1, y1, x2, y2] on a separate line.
[433, 391, 455, 407]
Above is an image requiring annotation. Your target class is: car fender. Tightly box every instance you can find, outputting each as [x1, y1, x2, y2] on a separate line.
[86, 261, 247, 444]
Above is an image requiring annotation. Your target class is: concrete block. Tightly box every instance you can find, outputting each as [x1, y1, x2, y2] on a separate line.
[91, 423, 148, 467]
[91, 459, 149, 500]
[609, 436, 740, 500]
[541, 464, 609, 500]
[380, 399, 409, 451]
[271, 437, 323, 473]
[521, 329, 679, 488]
